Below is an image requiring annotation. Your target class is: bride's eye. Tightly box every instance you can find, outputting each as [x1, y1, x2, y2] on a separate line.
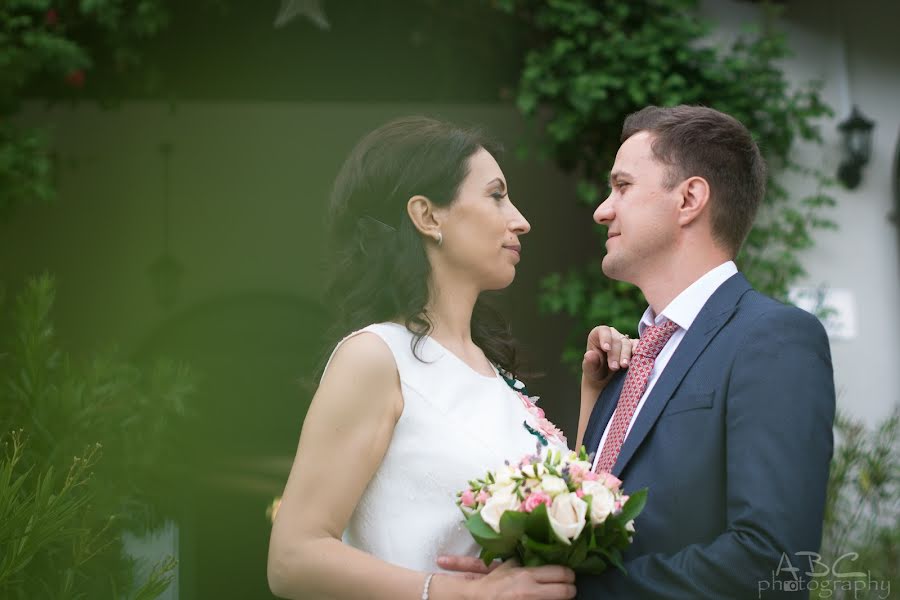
[491, 191, 507, 201]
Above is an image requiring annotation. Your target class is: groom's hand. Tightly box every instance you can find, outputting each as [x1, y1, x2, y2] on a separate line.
[583, 325, 632, 388]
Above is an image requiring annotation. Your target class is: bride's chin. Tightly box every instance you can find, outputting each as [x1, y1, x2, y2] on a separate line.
[485, 271, 517, 291]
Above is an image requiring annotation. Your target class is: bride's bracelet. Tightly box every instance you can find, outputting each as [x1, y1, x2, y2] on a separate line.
[421, 573, 434, 600]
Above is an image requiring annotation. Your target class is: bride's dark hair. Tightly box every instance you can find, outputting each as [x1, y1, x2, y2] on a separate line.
[324, 116, 521, 375]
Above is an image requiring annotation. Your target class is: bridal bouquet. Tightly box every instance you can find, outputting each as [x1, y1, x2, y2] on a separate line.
[456, 448, 647, 574]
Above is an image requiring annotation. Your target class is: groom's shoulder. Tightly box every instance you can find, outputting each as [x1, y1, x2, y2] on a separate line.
[734, 286, 827, 340]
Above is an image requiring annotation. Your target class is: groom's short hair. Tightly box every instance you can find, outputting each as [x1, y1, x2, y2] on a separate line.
[622, 105, 766, 256]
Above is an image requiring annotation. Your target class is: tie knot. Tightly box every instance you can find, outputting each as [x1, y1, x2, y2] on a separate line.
[634, 319, 679, 359]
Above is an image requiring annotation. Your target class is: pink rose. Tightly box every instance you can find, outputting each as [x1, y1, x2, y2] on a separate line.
[583, 471, 599, 482]
[576, 489, 585, 499]
[460, 489, 475, 508]
[476, 490, 490, 505]
[602, 473, 622, 490]
[568, 465, 585, 485]
[522, 491, 552, 513]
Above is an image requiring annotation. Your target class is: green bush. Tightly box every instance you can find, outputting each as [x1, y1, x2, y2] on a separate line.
[821, 409, 899, 598]
[0, 275, 193, 599]
[1, 0, 170, 219]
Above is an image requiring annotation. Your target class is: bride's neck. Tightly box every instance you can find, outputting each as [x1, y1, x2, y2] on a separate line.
[423, 277, 479, 348]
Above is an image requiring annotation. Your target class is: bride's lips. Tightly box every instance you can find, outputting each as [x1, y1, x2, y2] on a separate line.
[606, 232, 621, 245]
[503, 244, 522, 259]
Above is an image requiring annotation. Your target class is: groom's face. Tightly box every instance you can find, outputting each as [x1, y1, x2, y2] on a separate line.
[593, 131, 681, 284]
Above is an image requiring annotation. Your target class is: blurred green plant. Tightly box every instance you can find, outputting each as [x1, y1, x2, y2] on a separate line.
[820, 409, 899, 597]
[0, 0, 170, 220]
[0, 274, 193, 599]
[493, 0, 836, 365]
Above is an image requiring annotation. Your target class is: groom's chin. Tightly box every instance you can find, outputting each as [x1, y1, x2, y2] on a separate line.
[600, 255, 628, 282]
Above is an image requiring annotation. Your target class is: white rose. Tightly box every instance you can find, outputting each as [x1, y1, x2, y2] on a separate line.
[480, 492, 520, 534]
[581, 481, 617, 525]
[488, 481, 516, 496]
[547, 492, 588, 544]
[539, 475, 568, 497]
[493, 465, 516, 486]
[625, 519, 635, 533]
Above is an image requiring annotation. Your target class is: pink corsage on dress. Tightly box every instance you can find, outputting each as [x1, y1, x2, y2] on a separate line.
[497, 367, 567, 449]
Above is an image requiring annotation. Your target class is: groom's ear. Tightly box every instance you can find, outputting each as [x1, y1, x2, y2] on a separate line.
[407, 195, 443, 238]
[677, 176, 711, 227]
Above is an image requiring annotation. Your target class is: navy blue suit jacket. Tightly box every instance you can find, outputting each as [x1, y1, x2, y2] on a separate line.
[577, 273, 835, 599]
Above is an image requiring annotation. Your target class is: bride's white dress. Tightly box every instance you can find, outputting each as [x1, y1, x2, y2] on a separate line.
[323, 322, 566, 572]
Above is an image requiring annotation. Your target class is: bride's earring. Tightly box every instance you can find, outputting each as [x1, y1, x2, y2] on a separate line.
[435, 232, 443, 247]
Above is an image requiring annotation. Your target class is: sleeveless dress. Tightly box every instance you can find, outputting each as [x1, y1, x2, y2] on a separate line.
[323, 322, 566, 572]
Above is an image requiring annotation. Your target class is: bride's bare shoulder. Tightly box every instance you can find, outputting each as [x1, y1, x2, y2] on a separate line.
[320, 331, 400, 398]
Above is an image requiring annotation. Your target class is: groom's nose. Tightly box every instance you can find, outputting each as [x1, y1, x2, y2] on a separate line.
[594, 196, 614, 225]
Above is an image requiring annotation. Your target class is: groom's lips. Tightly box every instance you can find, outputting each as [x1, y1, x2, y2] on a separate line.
[606, 232, 621, 244]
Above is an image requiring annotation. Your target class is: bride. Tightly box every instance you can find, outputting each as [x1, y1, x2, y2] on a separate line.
[267, 117, 631, 599]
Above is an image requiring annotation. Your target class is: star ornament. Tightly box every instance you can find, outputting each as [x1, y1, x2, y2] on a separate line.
[273, 0, 330, 30]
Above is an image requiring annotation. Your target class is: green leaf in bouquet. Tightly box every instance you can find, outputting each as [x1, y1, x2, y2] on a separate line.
[618, 488, 648, 523]
[587, 525, 598, 550]
[575, 554, 608, 575]
[479, 548, 501, 566]
[577, 446, 591, 462]
[523, 503, 552, 544]
[567, 525, 592, 567]
[521, 533, 568, 564]
[465, 511, 519, 559]
[521, 544, 547, 567]
[464, 512, 501, 541]
[602, 546, 627, 575]
[499, 510, 528, 541]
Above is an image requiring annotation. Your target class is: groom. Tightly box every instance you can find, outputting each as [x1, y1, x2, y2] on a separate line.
[574, 105, 836, 598]
[442, 106, 836, 598]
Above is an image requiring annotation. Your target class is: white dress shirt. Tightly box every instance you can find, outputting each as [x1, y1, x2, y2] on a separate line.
[592, 261, 738, 470]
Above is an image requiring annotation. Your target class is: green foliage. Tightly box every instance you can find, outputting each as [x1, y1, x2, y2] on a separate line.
[0, 0, 170, 219]
[0, 274, 193, 599]
[495, 0, 836, 357]
[821, 409, 899, 597]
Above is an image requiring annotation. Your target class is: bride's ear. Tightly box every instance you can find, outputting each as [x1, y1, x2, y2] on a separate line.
[407, 195, 443, 242]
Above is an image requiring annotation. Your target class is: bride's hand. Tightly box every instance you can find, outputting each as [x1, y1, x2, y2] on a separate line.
[434, 557, 575, 599]
[582, 325, 633, 389]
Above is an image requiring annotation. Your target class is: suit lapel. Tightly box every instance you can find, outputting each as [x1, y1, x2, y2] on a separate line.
[583, 372, 626, 454]
[611, 273, 753, 477]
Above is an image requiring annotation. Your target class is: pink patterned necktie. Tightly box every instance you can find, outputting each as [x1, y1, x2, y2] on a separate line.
[594, 319, 680, 474]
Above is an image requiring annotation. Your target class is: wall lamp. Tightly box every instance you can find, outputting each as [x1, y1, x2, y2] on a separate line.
[837, 106, 875, 190]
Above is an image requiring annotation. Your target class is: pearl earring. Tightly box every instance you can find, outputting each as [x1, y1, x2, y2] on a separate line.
[435, 232, 443, 247]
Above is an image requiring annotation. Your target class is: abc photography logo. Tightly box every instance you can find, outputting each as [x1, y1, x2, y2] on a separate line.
[758, 552, 892, 599]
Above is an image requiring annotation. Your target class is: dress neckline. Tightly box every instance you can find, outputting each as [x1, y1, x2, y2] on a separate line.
[382, 322, 500, 381]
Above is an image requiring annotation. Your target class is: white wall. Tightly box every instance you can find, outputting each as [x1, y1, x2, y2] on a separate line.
[701, 0, 900, 425]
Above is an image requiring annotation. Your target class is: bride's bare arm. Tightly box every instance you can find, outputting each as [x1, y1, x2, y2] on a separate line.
[268, 332, 459, 599]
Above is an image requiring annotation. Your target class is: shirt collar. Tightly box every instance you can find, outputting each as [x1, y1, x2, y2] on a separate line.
[638, 261, 738, 334]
